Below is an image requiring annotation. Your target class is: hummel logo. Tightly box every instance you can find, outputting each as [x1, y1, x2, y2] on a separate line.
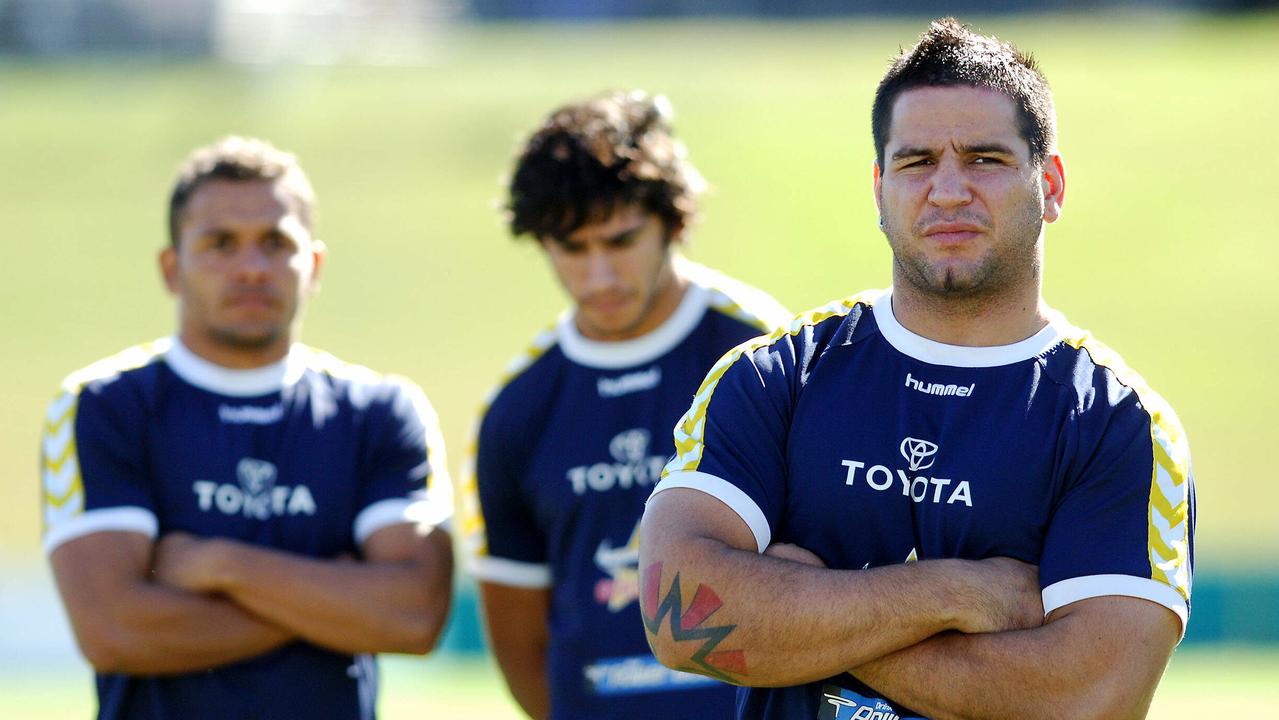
[904, 372, 974, 398]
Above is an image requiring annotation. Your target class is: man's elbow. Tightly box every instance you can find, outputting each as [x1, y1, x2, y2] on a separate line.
[397, 584, 454, 655]
[75, 625, 144, 674]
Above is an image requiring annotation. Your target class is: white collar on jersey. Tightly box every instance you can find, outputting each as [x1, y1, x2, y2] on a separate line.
[872, 288, 1065, 368]
[164, 336, 309, 397]
[556, 281, 711, 370]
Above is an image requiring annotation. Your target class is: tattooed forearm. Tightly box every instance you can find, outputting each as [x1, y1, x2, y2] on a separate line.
[641, 561, 748, 682]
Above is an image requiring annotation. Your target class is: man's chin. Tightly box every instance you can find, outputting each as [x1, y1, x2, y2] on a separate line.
[210, 326, 284, 351]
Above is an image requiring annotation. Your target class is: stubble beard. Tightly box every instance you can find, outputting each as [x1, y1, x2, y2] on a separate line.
[884, 204, 1044, 315]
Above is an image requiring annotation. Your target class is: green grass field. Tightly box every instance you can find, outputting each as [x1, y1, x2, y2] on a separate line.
[2, 648, 1275, 718]
[2, 12, 1278, 713]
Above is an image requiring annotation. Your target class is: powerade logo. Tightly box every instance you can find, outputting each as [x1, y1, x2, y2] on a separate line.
[583, 655, 720, 696]
[819, 686, 924, 720]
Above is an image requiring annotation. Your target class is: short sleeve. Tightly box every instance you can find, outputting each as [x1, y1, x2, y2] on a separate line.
[42, 383, 158, 554]
[1040, 395, 1194, 634]
[354, 379, 453, 546]
[461, 402, 551, 588]
[650, 334, 798, 553]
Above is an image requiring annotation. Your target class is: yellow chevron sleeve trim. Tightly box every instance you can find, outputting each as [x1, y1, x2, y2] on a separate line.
[1061, 331, 1192, 602]
[683, 259, 791, 333]
[664, 291, 881, 478]
[459, 325, 558, 560]
[43, 341, 167, 530]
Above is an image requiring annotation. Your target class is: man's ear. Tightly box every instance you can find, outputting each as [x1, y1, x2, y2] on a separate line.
[309, 239, 327, 292]
[665, 219, 686, 246]
[873, 162, 885, 225]
[159, 246, 180, 295]
[1042, 154, 1066, 223]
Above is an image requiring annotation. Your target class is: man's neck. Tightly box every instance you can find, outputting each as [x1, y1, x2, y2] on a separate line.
[888, 279, 1049, 348]
[177, 330, 292, 370]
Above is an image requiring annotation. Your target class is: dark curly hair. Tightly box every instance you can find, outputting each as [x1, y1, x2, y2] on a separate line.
[506, 90, 704, 243]
[872, 18, 1056, 168]
[168, 136, 315, 248]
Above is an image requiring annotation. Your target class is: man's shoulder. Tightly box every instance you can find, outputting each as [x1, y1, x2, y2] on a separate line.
[683, 259, 791, 334]
[724, 288, 885, 365]
[477, 325, 564, 425]
[1042, 319, 1182, 425]
[54, 338, 171, 405]
[300, 346, 429, 405]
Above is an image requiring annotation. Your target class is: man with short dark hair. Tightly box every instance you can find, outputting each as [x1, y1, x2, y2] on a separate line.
[459, 90, 789, 719]
[641, 19, 1193, 719]
[42, 136, 455, 720]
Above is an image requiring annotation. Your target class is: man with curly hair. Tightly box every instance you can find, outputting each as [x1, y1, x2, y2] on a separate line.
[459, 91, 789, 719]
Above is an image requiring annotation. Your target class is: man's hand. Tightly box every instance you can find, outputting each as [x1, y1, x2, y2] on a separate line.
[764, 543, 827, 568]
[152, 532, 230, 594]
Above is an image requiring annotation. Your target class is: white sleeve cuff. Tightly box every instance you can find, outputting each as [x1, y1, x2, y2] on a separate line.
[649, 471, 771, 553]
[468, 555, 552, 588]
[43, 507, 158, 554]
[1042, 574, 1189, 639]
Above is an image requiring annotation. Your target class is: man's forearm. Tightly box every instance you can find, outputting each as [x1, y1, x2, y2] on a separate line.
[50, 532, 293, 676]
[637, 486, 1047, 688]
[210, 530, 453, 655]
[76, 581, 291, 675]
[850, 597, 1180, 720]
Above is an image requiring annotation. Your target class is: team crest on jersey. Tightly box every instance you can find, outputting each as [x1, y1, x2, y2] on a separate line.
[565, 428, 668, 496]
[192, 457, 317, 519]
[593, 520, 642, 611]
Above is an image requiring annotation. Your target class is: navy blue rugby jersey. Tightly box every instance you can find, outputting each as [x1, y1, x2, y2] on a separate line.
[460, 260, 789, 720]
[653, 288, 1194, 720]
[41, 337, 452, 720]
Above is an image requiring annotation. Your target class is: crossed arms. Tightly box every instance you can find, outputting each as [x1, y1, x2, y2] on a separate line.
[50, 521, 453, 675]
[639, 488, 1180, 720]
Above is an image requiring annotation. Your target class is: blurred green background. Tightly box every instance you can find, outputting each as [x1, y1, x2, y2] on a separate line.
[3, 12, 1277, 717]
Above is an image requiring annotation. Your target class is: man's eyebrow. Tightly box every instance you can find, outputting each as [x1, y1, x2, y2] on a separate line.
[891, 146, 936, 160]
[956, 142, 1017, 156]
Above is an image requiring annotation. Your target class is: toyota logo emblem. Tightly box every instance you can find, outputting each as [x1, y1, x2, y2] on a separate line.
[899, 437, 939, 472]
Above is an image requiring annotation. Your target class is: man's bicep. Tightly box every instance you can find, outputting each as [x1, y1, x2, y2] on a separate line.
[49, 532, 153, 646]
[1046, 594, 1180, 714]
[361, 520, 452, 566]
[479, 582, 551, 644]
[641, 487, 758, 555]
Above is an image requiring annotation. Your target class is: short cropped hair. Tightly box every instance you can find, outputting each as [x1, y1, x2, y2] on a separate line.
[872, 18, 1057, 167]
[506, 90, 705, 242]
[168, 136, 316, 247]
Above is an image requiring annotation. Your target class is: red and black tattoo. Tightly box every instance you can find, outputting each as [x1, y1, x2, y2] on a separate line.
[641, 561, 747, 681]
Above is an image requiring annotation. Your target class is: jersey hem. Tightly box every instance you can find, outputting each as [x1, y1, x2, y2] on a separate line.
[43, 506, 158, 554]
[468, 556, 553, 588]
[650, 471, 771, 552]
[1042, 573, 1189, 639]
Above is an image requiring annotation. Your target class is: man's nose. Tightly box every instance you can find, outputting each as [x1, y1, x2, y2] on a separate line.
[582, 248, 619, 291]
[927, 158, 974, 209]
[234, 244, 272, 280]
